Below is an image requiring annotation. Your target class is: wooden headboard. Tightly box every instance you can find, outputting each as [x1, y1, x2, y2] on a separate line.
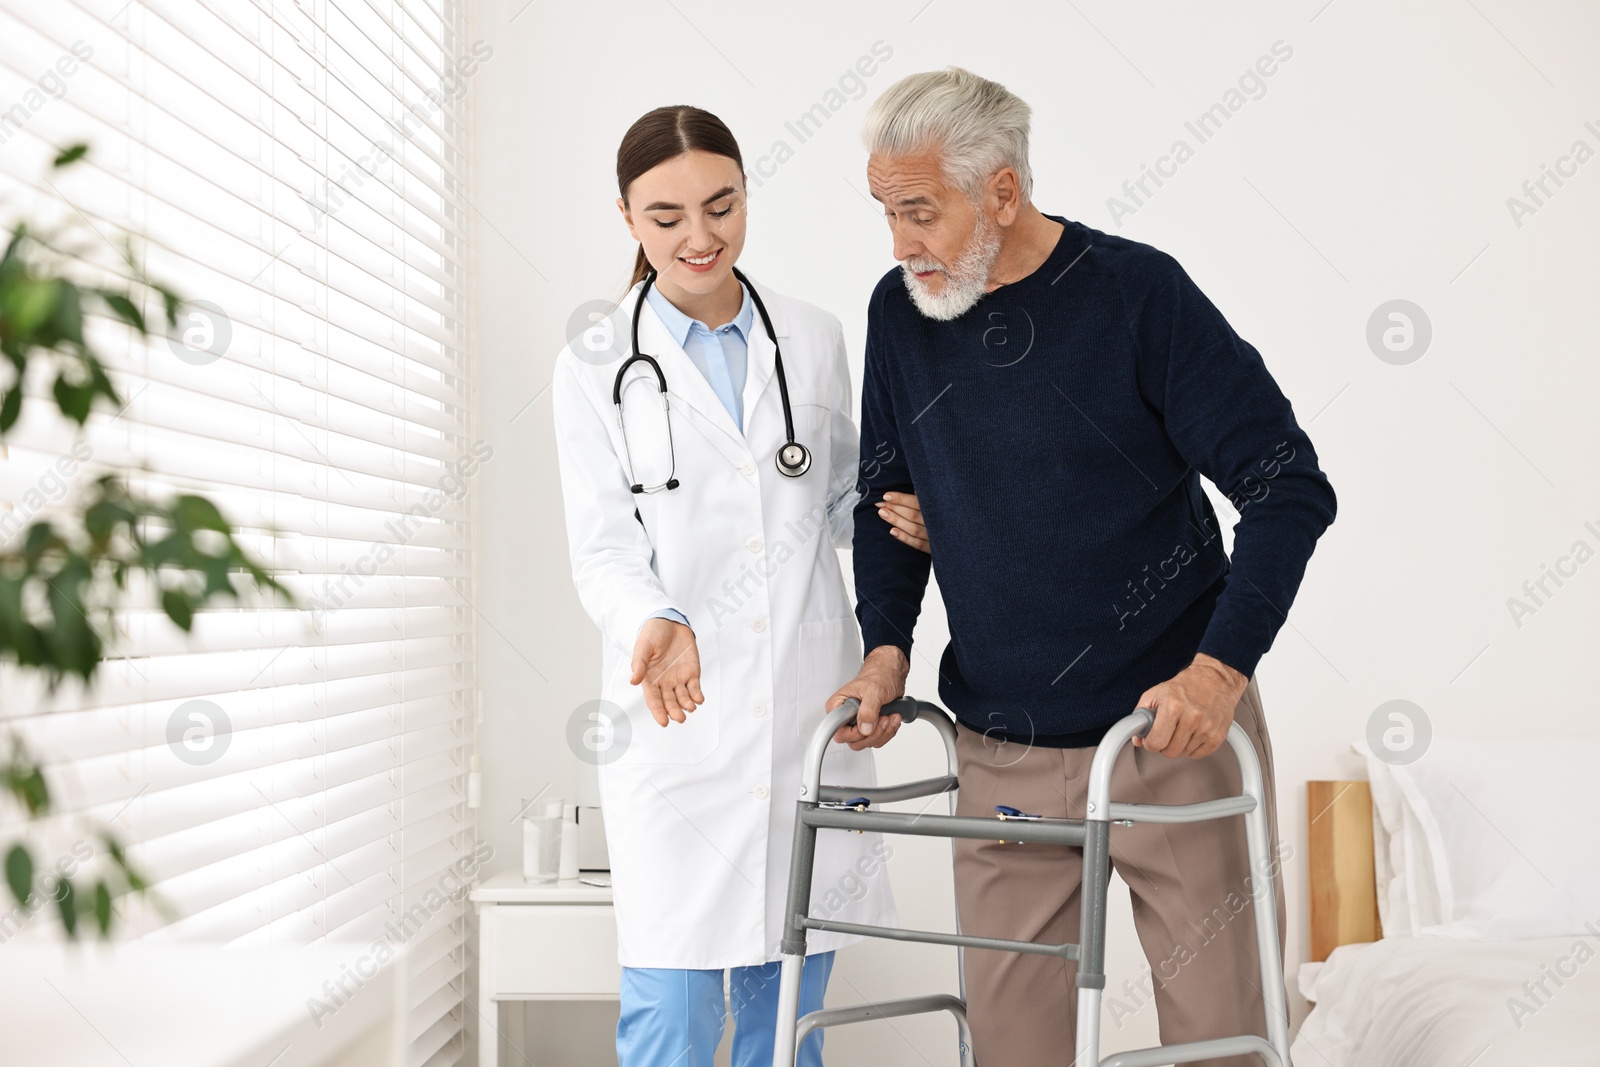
[1306, 780, 1382, 961]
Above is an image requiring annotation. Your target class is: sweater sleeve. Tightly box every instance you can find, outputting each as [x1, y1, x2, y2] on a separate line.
[1126, 257, 1337, 679]
[851, 302, 931, 658]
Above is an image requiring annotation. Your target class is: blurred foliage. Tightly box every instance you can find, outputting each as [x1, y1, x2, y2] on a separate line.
[0, 144, 298, 938]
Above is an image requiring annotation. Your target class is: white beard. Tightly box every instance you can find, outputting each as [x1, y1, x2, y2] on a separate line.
[900, 211, 1003, 321]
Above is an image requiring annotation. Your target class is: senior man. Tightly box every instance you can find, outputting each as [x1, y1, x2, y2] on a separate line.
[826, 68, 1337, 1066]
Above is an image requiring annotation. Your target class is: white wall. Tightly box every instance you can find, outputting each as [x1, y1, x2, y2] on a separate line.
[472, 0, 1600, 1061]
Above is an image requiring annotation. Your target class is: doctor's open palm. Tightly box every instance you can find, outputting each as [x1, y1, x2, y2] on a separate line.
[631, 618, 704, 726]
[629, 493, 930, 728]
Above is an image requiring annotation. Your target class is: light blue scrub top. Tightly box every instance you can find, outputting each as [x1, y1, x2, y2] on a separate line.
[643, 281, 755, 632]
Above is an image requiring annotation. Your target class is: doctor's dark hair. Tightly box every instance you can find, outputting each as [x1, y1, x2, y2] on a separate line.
[617, 106, 745, 292]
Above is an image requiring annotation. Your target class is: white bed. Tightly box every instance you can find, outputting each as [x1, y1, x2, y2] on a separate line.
[1291, 934, 1600, 1066]
[1293, 732, 1600, 1067]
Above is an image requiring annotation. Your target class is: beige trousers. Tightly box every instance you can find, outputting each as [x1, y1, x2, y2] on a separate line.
[951, 678, 1287, 1067]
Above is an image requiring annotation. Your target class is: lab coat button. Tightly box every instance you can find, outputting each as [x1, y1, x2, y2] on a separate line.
[740, 460, 756, 476]
[751, 618, 766, 633]
[752, 702, 766, 717]
[747, 537, 763, 554]
[754, 785, 769, 799]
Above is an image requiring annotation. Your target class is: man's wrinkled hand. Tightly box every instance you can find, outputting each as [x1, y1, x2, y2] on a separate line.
[1132, 652, 1248, 759]
[824, 645, 910, 751]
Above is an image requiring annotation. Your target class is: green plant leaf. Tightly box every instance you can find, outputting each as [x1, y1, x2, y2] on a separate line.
[83, 486, 135, 542]
[102, 833, 150, 896]
[93, 880, 112, 934]
[19, 764, 50, 815]
[99, 291, 145, 333]
[159, 286, 181, 329]
[22, 517, 62, 560]
[3, 220, 28, 265]
[53, 144, 88, 167]
[175, 495, 228, 532]
[56, 876, 77, 938]
[52, 280, 83, 347]
[6, 276, 61, 338]
[52, 374, 93, 425]
[0, 386, 20, 434]
[5, 844, 33, 906]
[161, 587, 194, 630]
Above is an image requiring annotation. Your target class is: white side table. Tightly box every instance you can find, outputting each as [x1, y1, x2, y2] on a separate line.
[470, 870, 620, 1067]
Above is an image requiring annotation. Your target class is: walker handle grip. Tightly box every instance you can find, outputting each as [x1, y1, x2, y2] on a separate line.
[1130, 706, 1156, 738]
[836, 695, 928, 725]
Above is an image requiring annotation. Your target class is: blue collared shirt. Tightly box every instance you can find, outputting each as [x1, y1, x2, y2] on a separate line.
[645, 281, 754, 431]
[643, 281, 755, 634]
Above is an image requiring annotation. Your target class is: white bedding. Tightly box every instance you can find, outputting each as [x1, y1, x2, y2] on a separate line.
[1357, 733, 1600, 941]
[1291, 935, 1600, 1066]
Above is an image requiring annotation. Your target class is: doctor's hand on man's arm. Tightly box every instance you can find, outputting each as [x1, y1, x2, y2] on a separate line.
[631, 617, 704, 727]
[875, 492, 930, 553]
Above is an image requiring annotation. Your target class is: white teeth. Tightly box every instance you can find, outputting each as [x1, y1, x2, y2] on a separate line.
[683, 251, 718, 265]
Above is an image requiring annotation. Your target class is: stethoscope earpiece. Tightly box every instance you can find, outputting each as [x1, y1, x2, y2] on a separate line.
[614, 267, 810, 491]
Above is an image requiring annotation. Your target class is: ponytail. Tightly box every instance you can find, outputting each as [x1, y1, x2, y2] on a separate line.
[627, 244, 652, 292]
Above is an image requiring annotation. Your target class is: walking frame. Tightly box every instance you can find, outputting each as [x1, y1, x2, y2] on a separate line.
[771, 696, 1293, 1067]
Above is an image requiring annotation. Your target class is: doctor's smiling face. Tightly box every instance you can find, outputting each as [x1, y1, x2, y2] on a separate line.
[618, 149, 748, 322]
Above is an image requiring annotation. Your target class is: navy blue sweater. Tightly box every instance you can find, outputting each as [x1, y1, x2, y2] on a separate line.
[853, 216, 1336, 746]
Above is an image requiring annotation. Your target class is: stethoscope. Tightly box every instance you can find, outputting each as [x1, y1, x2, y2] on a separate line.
[612, 265, 810, 494]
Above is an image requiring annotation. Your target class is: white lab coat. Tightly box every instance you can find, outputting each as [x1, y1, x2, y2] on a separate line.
[551, 275, 897, 970]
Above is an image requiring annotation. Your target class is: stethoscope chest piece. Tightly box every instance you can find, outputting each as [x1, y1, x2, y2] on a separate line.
[776, 441, 811, 478]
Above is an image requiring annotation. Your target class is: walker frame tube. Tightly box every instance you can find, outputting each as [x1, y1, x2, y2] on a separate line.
[771, 697, 1292, 1067]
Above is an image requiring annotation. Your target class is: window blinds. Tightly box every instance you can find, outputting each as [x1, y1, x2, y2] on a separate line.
[0, 2, 479, 1064]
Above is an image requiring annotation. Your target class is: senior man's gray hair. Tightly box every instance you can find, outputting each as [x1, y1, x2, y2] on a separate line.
[861, 67, 1034, 204]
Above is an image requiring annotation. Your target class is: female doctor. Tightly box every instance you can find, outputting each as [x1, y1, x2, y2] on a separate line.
[550, 106, 930, 1067]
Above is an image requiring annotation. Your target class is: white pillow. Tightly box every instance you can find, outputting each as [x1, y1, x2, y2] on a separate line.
[1358, 733, 1600, 940]
[1355, 745, 1405, 935]
[1355, 744, 1441, 938]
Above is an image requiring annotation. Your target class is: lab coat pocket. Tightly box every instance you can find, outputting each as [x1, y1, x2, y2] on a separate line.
[613, 625, 723, 768]
[792, 616, 863, 742]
